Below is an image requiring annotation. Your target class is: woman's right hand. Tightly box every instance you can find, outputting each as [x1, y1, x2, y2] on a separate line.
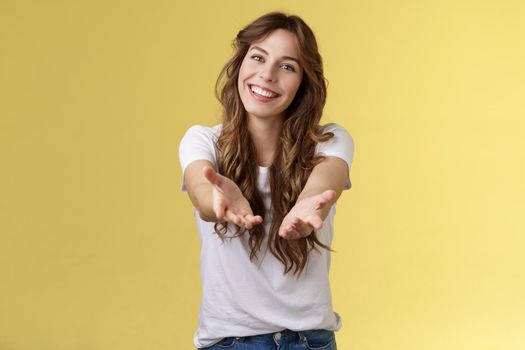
[202, 166, 263, 229]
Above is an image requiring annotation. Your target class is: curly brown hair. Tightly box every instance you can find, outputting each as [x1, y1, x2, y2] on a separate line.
[213, 11, 335, 276]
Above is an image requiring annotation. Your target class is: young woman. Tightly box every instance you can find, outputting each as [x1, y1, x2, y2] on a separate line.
[179, 11, 354, 350]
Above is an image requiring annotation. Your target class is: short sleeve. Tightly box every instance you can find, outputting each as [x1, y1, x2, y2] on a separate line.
[178, 125, 220, 191]
[315, 123, 355, 189]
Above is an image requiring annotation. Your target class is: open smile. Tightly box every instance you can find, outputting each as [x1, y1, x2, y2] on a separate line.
[248, 84, 281, 102]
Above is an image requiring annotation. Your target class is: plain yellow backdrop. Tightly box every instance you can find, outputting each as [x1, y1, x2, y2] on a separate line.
[1, 0, 524, 349]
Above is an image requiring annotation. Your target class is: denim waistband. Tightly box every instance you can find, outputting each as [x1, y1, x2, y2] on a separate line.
[230, 328, 333, 343]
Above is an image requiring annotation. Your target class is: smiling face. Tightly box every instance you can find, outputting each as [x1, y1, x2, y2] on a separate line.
[237, 29, 304, 123]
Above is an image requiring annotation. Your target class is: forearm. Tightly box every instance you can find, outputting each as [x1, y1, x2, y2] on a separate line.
[296, 157, 348, 221]
[297, 185, 339, 201]
[187, 183, 219, 222]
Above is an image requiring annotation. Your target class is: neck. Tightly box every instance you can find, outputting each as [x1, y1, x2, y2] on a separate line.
[247, 114, 283, 167]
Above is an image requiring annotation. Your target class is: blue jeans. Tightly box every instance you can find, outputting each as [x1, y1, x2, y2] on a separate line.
[198, 328, 337, 350]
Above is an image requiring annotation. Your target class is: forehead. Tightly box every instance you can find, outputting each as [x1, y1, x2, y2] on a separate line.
[249, 29, 300, 58]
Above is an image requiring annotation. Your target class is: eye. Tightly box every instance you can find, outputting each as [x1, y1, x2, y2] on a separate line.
[281, 64, 296, 72]
[250, 55, 296, 72]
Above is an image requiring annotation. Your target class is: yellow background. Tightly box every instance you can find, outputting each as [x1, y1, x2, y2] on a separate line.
[1, 0, 524, 349]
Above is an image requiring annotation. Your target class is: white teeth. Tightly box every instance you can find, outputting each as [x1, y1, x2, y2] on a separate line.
[250, 85, 277, 98]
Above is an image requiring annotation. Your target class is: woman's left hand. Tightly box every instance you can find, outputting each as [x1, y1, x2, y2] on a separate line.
[278, 190, 336, 239]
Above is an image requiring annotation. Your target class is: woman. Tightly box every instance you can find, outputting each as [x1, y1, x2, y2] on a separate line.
[179, 11, 354, 350]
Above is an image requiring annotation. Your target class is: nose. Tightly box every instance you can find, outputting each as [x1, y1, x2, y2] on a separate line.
[259, 66, 277, 82]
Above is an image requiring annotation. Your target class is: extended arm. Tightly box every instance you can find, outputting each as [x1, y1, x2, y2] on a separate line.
[184, 160, 263, 229]
[279, 156, 349, 239]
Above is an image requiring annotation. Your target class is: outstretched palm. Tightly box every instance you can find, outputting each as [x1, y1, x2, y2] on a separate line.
[278, 190, 336, 240]
[203, 166, 263, 229]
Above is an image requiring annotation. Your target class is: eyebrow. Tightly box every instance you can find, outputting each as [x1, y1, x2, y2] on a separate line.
[249, 46, 301, 66]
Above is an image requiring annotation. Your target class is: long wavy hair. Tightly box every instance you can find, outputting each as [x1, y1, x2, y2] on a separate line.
[213, 11, 335, 276]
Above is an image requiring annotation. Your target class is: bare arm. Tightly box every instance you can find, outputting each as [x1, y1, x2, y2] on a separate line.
[183, 160, 217, 221]
[184, 160, 263, 229]
[297, 156, 349, 219]
[279, 156, 349, 239]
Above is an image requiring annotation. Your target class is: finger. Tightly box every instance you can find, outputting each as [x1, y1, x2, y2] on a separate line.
[291, 219, 314, 236]
[279, 222, 297, 237]
[213, 201, 226, 220]
[316, 190, 337, 209]
[287, 217, 305, 230]
[238, 214, 253, 229]
[225, 210, 242, 226]
[241, 214, 261, 230]
[305, 215, 323, 230]
[230, 210, 253, 229]
[282, 229, 301, 240]
[282, 217, 315, 238]
[215, 206, 225, 221]
[279, 218, 299, 236]
[244, 214, 263, 227]
[278, 225, 290, 237]
[279, 227, 293, 238]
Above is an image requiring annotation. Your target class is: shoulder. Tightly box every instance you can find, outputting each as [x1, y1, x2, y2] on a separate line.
[179, 124, 223, 175]
[182, 124, 222, 139]
[179, 124, 221, 152]
[179, 124, 222, 147]
[316, 123, 355, 189]
[318, 123, 354, 145]
[319, 122, 351, 135]
[315, 122, 355, 164]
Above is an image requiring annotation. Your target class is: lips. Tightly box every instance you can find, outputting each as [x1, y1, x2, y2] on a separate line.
[248, 84, 281, 97]
[248, 86, 279, 103]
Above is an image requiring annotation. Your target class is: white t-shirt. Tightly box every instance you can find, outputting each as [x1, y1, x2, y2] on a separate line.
[179, 123, 354, 348]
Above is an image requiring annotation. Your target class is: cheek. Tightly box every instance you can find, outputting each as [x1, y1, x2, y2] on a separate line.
[238, 64, 252, 87]
[286, 79, 302, 98]
[238, 66, 248, 89]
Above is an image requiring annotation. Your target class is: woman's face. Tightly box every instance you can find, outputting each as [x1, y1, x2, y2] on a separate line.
[237, 29, 304, 122]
